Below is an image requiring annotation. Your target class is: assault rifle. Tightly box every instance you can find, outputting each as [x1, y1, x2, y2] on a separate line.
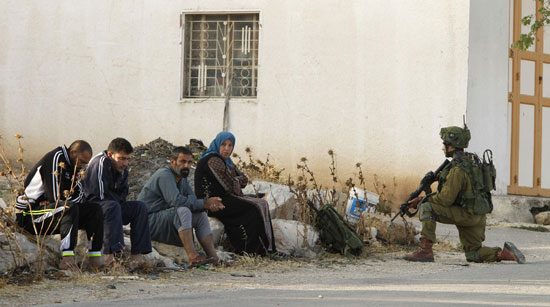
[390, 159, 450, 222]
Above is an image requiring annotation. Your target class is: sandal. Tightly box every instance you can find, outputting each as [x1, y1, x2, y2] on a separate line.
[187, 256, 217, 268]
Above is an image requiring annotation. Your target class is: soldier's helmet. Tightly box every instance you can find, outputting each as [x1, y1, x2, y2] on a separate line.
[440, 126, 470, 149]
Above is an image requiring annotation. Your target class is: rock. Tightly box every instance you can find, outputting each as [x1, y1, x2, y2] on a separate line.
[209, 218, 225, 245]
[242, 181, 298, 219]
[489, 195, 550, 224]
[535, 212, 550, 225]
[0, 177, 12, 201]
[127, 138, 206, 201]
[369, 227, 378, 241]
[121, 236, 180, 266]
[0, 232, 58, 274]
[144, 248, 177, 267]
[272, 219, 319, 258]
[124, 217, 225, 266]
[150, 240, 189, 265]
[127, 138, 175, 201]
[361, 213, 416, 245]
[215, 248, 235, 262]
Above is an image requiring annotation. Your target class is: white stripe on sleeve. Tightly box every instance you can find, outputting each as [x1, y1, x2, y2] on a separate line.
[16, 166, 45, 209]
[98, 156, 105, 200]
[51, 151, 61, 202]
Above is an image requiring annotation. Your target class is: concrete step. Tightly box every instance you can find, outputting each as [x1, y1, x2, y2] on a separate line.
[489, 195, 550, 224]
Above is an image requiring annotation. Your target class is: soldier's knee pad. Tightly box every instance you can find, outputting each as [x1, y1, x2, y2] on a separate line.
[419, 202, 436, 221]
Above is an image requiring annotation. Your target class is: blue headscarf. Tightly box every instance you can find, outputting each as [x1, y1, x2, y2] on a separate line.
[201, 131, 236, 166]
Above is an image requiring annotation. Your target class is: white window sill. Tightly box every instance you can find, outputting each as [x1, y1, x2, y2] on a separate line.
[179, 98, 258, 104]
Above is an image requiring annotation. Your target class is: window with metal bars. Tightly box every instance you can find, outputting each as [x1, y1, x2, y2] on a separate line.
[182, 14, 259, 99]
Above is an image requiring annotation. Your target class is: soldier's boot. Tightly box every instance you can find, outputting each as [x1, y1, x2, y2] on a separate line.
[59, 255, 79, 271]
[404, 237, 434, 262]
[496, 241, 526, 264]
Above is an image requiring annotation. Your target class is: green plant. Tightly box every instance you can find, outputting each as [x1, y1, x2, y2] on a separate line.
[513, 0, 550, 50]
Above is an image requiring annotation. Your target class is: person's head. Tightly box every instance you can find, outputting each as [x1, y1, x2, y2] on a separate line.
[170, 146, 193, 178]
[107, 138, 133, 173]
[440, 126, 470, 158]
[219, 138, 234, 160]
[68, 140, 93, 170]
[202, 132, 236, 164]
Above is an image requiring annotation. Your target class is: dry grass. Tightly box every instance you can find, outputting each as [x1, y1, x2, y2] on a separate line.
[232, 148, 285, 184]
[231, 147, 404, 255]
[285, 150, 399, 226]
[0, 134, 86, 279]
[1, 140, 406, 284]
[0, 134, 29, 276]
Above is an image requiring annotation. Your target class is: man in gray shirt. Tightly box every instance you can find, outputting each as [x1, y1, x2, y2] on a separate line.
[138, 146, 224, 266]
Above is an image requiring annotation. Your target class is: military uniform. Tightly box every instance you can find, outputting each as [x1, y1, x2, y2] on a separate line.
[419, 152, 499, 262]
[405, 126, 525, 264]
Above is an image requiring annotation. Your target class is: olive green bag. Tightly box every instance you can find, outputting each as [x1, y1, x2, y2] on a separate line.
[309, 202, 364, 256]
[458, 150, 496, 215]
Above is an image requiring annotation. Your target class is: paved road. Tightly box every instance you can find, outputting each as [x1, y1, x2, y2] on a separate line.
[49, 223, 550, 307]
[74, 264, 550, 307]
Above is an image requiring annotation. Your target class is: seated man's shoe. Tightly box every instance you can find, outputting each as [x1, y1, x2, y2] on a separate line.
[497, 241, 526, 264]
[86, 256, 105, 271]
[103, 252, 123, 267]
[404, 238, 434, 262]
[59, 255, 79, 271]
[127, 254, 151, 272]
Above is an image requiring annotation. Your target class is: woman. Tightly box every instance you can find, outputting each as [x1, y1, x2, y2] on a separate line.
[195, 131, 276, 255]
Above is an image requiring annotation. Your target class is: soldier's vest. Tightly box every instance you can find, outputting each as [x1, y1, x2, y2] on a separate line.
[438, 151, 495, 215]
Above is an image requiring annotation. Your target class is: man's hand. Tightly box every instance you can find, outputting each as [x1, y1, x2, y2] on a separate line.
[204, 197, 224, 212]
[407, 196, 424, 209]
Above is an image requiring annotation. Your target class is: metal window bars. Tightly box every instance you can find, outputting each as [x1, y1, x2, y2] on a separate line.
[183, 14, 259, 98]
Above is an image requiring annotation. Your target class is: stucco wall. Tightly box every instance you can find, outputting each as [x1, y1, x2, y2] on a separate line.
[0, 0, 471, 197]
[466, 0, 510, 194]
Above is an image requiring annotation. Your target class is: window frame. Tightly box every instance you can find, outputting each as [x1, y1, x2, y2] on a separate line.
[179, 10, 261, 102]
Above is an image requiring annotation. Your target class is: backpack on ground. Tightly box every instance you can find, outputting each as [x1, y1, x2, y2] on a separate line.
[307, 201, 364, 256]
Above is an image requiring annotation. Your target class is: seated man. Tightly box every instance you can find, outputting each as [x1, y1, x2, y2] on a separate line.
[83, 137, 152, 269]
[15, 140, 104, 271]
[138, 146, 224, 266]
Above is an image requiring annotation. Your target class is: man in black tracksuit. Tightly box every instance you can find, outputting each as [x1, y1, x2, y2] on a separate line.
[16, 140, 104, 270]
[83, 137, 151, 269]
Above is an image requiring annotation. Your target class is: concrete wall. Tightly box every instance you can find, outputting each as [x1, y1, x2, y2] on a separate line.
[0, 0, 472, 196]
[466, 0, 510, 194]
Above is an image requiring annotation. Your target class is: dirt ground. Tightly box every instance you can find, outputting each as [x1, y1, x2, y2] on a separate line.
[0, 244, 467, 306]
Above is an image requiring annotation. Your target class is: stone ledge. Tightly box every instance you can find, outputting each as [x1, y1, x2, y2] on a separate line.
[489, 195, 550, 224]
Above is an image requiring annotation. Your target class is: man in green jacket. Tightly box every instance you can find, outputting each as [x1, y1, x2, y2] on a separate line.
[404, 126, 525, 264]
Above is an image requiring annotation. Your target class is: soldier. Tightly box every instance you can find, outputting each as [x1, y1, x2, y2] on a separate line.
[404, 126, 525, 264]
